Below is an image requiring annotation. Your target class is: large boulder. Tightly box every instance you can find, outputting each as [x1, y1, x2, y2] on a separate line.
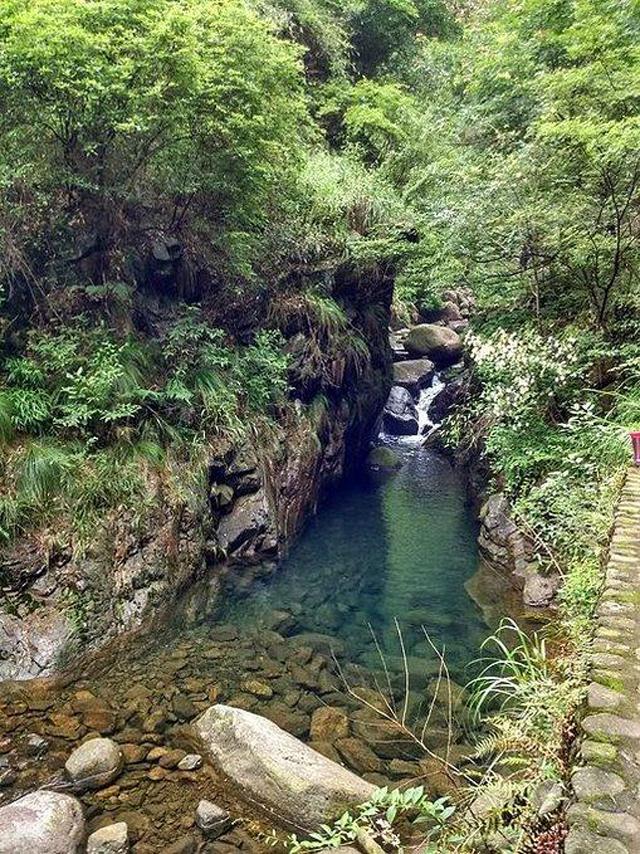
[383, 387, 418, 436]
[0, 790, 85, 854]
[216, 489, 271, 555]
[392, 359, 435, 394]
[65, 736, 123, 790]
[194, 704, 374, 830]
[404, 324, 462, 366]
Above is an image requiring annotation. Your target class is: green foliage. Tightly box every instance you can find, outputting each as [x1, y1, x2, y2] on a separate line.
[0, 0, 308, 282]
[267, 786, 454, 853]
[0, 307, 290, 542]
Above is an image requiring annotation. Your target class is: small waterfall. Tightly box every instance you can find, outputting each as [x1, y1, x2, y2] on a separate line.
[417, 373, 445, 432]
[380, 373, 446, 445]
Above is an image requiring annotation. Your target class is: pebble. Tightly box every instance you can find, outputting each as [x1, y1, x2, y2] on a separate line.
[195, 800, 232, 838]
[177, 754, 202, 771]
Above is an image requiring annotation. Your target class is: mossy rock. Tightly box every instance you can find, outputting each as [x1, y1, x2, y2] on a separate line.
[366, 447, 402, 473]
[404, 324, 462, 366]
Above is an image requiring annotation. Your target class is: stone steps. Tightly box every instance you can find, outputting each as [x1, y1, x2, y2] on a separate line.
[566, 468, 640, 854]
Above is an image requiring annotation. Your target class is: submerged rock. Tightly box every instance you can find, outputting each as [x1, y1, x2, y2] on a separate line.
[383, 386, 418, 436]
[366, 446, 402, 474]
[194, 704, 374, 829]
[403, 324, 462, 366]
[65, 736, 123, 790]
[0, 790, 85, 854]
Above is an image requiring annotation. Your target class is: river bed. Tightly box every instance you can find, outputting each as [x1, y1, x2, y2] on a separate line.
[0, 439, 487, 851]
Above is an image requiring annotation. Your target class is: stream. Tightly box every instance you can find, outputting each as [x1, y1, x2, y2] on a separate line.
[0, 392, 489, 851]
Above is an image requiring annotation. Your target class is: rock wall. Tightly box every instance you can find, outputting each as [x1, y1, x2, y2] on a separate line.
[0, 273, 392, 681]
[476, 493, 560, 609]
[566, 467, 640, 854]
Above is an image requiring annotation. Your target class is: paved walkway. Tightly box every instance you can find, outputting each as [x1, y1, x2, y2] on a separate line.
[566, 467, 640, 854]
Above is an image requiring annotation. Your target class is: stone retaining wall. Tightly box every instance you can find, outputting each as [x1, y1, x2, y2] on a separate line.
[566, 467, 640, 854]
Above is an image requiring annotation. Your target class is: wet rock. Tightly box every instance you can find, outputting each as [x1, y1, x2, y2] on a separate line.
[121, 743, 147, 764]
[241, 679, 273, 699]
[24, 732, 48, 755]
[87, 822, 129, 854]
[195, 800, 232, 838]
[310, 707, 350, 742]
[288, 633, 345, 657]
[159, 748, 187, 769]
[0, 766, 17, 786]
[392, 359, 435, 394]
[178, 753, 203, 771]
[172, 694, 198, 720]
[335, 738, 382, 774]
[383, 387, 418, 436]
[308, 740, 342, 764]
[388, 758, 421, 778]
[65, 737, 123, 790]
[262, 702, 310, 738]
[0, 790, 85, 854]
[47, 711, 84, 740]
[195, 704, 374, 829]
[164, 837, 198, 854]
[142, 710, 167, 732]
[403, 324, 462, 366]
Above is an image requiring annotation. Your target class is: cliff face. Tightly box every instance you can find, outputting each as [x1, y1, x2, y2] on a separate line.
[0, 269, 393, 681]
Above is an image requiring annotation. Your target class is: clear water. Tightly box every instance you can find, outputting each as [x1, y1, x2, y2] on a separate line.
[0, 440, 487, 847]
[222, 441, 486, 684]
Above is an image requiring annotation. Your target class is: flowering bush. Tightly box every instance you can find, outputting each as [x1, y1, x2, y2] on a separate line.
[467, 329, 583, 427]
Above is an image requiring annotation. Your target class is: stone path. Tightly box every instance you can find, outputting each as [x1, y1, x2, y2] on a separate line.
[566, 467, 640, 854]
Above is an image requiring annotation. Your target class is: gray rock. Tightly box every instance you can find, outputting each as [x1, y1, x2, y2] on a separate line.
[177, 753, 202, 771]
[87, 822, 129, 854]
[217, 489, 270, 555]
[194, 704, 374, 830]
[587, 682, 624, 711]
[522, 568, 560, 607]
[391, 359, 434, 393]
[581, 713, 640, 743]
[567, 803, 640, 842]
[0, 790, 85, 854]
[403, 324, 462, 366]
[383, 387, 418, 436]
[572, 766, 626, 803]
[65, 737, 123, 790]
[195, 800, 231, 838]
[565, 828, 628, 854]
